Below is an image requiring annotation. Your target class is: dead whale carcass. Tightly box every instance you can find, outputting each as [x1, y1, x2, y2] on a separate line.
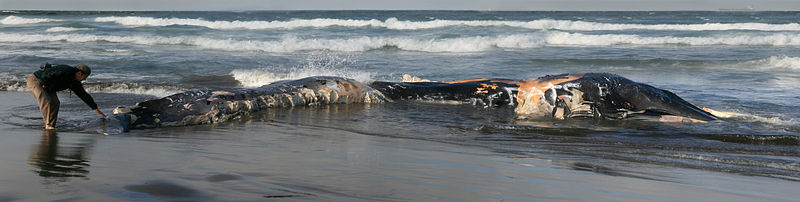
[111, 74, 719, 131]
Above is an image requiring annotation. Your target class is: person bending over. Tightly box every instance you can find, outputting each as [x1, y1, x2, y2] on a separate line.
[26, 63, 106, 130]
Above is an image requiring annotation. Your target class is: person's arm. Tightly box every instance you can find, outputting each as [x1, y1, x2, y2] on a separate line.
[70, 82, 106, 118]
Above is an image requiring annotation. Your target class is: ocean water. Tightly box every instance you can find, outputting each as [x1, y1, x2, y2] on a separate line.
[1, 10, 800, 200]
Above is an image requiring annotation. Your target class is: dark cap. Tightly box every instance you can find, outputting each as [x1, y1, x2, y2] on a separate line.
[75, 64, 91, 75]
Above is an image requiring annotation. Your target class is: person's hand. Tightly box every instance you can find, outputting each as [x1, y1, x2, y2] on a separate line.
[95, 109, 107, 118]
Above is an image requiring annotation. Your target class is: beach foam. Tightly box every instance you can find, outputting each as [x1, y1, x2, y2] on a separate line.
[733, 112, 799, 128]
[94, 16, 800, 31]
[0, 73, 27, 92]
[705, 107, 799, 127]
[0, 73, 183, 98]
[82, 82, 185, 98]
[1, 16, 60, 25]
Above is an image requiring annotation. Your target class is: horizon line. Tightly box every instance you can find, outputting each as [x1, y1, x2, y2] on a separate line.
[4, 9, 798, 12]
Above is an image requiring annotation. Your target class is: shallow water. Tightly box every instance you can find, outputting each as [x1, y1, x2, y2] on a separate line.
[1, 10, 800, 200]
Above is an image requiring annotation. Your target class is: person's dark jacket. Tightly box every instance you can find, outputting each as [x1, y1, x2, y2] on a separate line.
[33, 65, 98, 110]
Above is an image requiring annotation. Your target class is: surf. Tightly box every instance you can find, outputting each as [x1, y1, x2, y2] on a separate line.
[94, 16, 800, 31]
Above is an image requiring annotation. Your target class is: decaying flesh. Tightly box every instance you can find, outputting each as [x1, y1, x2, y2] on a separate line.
[371, 73, 718, 122]
[122, 77, 387, 129]
[114, 73, 718, 130]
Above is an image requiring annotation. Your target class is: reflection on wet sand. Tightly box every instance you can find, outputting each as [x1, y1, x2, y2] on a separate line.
[28, 130, 94, 179]
[124, 180, 199, 198]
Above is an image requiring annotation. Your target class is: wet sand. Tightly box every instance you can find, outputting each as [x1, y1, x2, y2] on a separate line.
[0, 91, 797, 201]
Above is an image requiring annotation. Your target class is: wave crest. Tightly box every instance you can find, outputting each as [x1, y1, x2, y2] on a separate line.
[759, 55, 800, 70]
[3, 32, 800, 52]
[0, 32, 545, 52]
[82, 82, 185, 98]
[545, 32, 800, 46]
[45, 27, 92, 32]
[732, 55, 800, 70]
[1, 16, 60, 25]
[94, 16, 800, 31]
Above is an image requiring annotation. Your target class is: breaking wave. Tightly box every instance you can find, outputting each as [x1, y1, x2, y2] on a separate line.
[231, 53, 373, 88]
[81, 82, 185, 98]
[544, 32, 800, 46]
[742, 55, 800, 70]
[0, 74, 27, 92]
[45, 27, 92, 32]
[94, 16, 800, 31]
[1, 16, 61, 25]
[2, 31, 800, 53]
[230, 68, 374, 88]
[0, 73, 184, 98]
[1, 81, 184, 98]
[0, 32, 545, 52]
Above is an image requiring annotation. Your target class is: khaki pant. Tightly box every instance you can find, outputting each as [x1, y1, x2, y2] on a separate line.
[27, 74, 59, 127]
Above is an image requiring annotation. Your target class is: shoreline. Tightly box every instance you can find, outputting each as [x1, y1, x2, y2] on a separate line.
[0, 91, 797, 200]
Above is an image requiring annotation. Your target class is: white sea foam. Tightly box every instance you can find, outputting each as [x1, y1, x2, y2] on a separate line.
[95, 16, 387, 30]
[0, 15, 60, 25]
[230, 68, 373, 88]
[732, 55, 800, 71]
[756, 55, 800, 70]
[0, 73, 181, 97]
[703, 107, 798, 127]
[82, 83, 184, 98]
[544, 32, 800, 46]
[230, 69, 282, 88]
[45, 27, 92, 32]
[0, 73, 27, 92]
[0, 84, 27, 92]
[91, 73, 164, 81]
[94, 16, 800, 31]
[729, 112, 799, 127]
[3, 32, 800, 53]
[748, 115, 799, 127]
[0, 32, 545, 52]
[231, 53, 373, 88]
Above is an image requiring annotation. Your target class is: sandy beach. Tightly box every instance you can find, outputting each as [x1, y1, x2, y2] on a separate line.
[0, 91, 797, 201]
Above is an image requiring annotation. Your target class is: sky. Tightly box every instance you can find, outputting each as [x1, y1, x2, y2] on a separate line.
[1, 0, 799, 11]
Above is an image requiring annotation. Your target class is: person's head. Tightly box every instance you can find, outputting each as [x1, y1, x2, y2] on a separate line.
[74, 64, 91, 81]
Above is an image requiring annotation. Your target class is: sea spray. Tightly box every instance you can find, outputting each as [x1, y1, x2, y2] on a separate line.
[231, 52, 373, 88]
